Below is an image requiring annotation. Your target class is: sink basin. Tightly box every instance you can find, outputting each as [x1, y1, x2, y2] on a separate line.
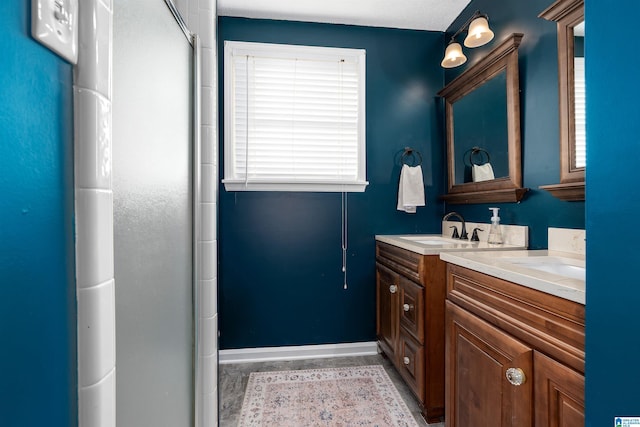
[376, 233, 526, 256]
[501, 256, 585, 281]
[416, 239, 459, 245]
[398, 235, 473, 246]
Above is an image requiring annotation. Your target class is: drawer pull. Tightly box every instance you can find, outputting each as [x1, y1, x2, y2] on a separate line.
[389, 285, 397, 294]
[403, 356, 410, 365]
[505, 368, 526, 386]
[403, 303, 411, 312]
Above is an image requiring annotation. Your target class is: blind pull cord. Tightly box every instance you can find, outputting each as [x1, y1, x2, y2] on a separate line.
[244, 55, 250, 188]
[342, 191, 348, 290]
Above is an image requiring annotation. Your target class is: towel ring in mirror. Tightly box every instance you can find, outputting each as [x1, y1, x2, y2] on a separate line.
[466, 147, 491, 166]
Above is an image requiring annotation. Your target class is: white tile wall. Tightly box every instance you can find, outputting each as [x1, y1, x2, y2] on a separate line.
[75, 189, 114, 288]
[75, 0, 115, 425]
[202, 390, 218, 427]
[74, 89, 111, 190]
[174, 1, 219, 426]
[78, 368, 116, 427]
[201, 278, 217, 318]
[75, 0, 218, 425]
[201, 164, 217, 203]
[75, 0, 112, 96]
[77, 280, 116, 386]
[195, 0, 219, 421]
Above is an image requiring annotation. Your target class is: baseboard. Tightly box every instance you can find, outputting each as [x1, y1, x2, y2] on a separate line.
[218, 341, 379, 364]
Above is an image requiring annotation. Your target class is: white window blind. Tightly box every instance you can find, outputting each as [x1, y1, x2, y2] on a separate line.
[574, 56, 586, 168]
[223, 41, 368, 192]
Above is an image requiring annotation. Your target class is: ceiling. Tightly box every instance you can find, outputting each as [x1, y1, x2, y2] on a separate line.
[217, 0, 472, 32]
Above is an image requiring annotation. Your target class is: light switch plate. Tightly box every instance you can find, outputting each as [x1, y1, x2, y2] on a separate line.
[32, 0, 78, 64]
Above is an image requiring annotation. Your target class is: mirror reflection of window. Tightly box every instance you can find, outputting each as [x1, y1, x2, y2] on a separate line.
[538, 0, 585, 200]
[574, 56, 585, 168]
[574, 21, 585, 168]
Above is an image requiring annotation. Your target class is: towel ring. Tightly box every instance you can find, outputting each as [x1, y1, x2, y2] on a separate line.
[401, 147, 423, 166]
[467, 147, 491, 166]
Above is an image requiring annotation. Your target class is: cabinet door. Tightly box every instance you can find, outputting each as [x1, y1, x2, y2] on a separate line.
[398, 330, 425, 402]
[376, 263, 399, 357]
[399, 276, 424, 344]
[446, 301, 533, 427]
[534, 351, 584, 427]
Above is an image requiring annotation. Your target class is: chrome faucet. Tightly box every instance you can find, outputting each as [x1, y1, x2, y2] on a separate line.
[443, 211, 468, 240]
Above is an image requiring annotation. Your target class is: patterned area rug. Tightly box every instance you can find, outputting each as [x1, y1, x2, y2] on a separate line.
[238, 365, 420, 426]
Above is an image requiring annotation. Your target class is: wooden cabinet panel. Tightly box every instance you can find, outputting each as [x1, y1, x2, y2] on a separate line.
[377, 242, 423, 283]
[376, 263, 398, 357]
[534, 351, 585, 427]
[398, 331, 425, 402]
[446, 264, 585, 373]
[399, 276, 425, 344]
[446, 301, 533, 427]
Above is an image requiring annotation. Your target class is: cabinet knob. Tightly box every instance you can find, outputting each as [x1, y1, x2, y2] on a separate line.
[505, 367, 526, 386]
[403, 303, 411, 312]
[389, 285, 397, 294]
[403, 356, 410, 365]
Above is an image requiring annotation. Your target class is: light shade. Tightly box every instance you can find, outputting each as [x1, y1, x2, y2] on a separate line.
[440, 42, 467, 68]
[464, 16, 494, 48]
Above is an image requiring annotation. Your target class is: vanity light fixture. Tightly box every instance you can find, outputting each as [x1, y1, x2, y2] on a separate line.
[441, 10, 495, 68]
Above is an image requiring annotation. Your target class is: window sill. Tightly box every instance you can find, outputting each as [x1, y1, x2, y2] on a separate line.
[222, 180, 369, 193]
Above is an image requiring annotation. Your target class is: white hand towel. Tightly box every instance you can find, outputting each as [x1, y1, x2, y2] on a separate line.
[472, 163, 495, 182]
[397, 164, 425, 214]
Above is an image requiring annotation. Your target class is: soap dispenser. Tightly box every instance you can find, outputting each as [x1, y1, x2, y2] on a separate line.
[488, 207, 503, 244]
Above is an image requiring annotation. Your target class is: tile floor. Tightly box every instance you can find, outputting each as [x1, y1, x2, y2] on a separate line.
[218, 353, 445, 426]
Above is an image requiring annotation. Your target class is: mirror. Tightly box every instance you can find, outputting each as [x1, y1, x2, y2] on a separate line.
[539, 0, 585, 200]
[453, 70, 509, 184]
[438, 33, 527, 204]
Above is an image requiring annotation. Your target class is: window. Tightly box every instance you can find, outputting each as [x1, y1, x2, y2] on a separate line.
[574, 56, 586, 168]
[223, 41, 368, 192]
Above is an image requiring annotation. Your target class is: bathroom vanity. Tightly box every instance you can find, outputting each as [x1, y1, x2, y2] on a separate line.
[440, 244, 585, 427]
[375, 230, 527, 423]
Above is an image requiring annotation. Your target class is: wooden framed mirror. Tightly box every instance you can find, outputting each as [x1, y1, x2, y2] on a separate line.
[438, 33, 527, 204]
[539, 0, 585, 201]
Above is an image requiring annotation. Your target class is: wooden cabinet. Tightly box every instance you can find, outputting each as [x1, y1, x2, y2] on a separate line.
[534, 352, 585, 427]
[376, 242, 446, 423]
[445, 264, 585, 427]
[376, 263, 398, 356]
[447, 301, 533, 427]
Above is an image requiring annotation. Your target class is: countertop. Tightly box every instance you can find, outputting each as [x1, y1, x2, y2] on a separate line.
[375, 234, 526, 256]
[439, 250, 585, 305]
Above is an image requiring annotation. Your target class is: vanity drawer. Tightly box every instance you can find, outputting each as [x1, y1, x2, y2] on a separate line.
[376, 242, 424, 283]
[399, 276, 424, 344]
[446, 264, 585, 373]
[397, 330, 425, 403]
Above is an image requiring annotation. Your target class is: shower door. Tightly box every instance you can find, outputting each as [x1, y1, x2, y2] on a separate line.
[113, 1, 195, 425]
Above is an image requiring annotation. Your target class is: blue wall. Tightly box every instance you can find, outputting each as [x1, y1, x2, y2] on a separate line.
[218, 17, 446, 349]
[217, 7, 588, 350]
[444, 0, 585, 248]
[586, 1, 640, 424]
[0, 2, 76, 426]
